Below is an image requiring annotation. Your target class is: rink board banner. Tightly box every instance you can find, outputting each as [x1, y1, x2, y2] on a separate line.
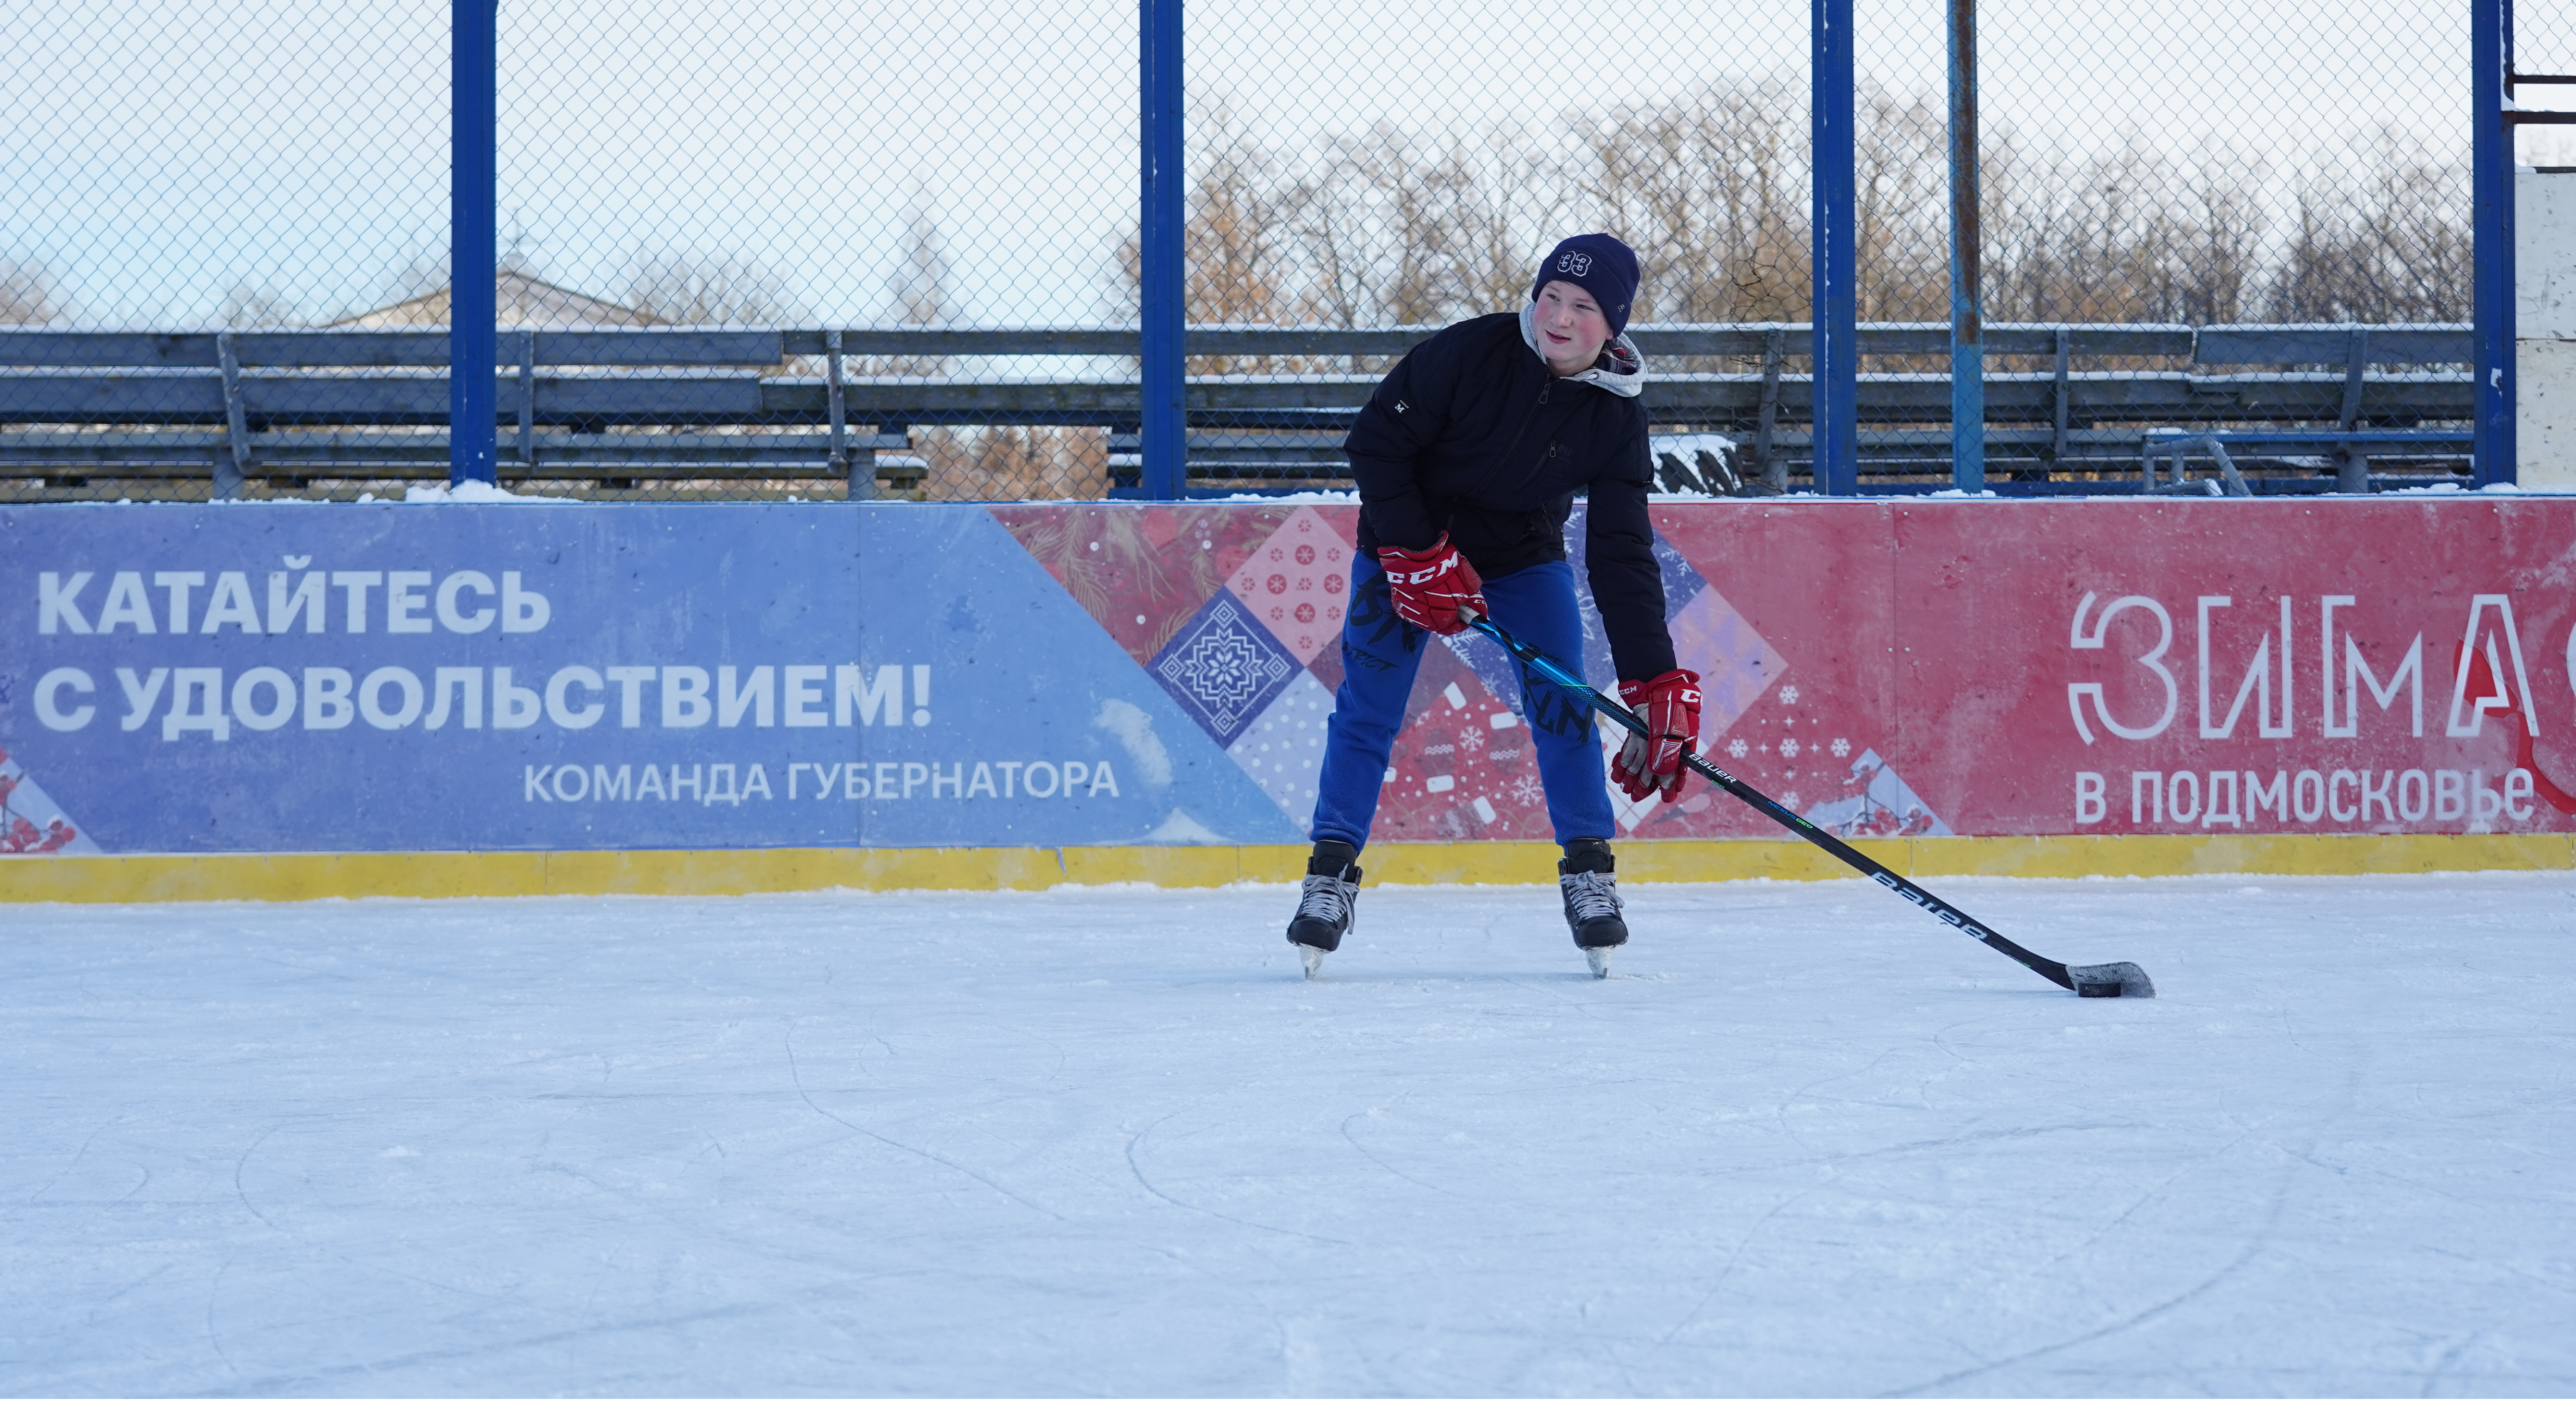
[3, 497, 2573, 856]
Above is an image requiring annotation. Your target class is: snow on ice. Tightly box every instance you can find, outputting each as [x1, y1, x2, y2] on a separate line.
[4, 872, 2572, 1395]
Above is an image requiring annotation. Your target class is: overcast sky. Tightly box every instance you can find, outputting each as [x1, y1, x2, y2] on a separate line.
[1, 0, 2532, 327]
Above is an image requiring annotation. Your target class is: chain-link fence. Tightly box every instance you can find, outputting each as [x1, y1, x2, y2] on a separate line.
[0, 0, 2527, 501]
[4, 1, 453, 502]
[2517, 2, 2576, 172]
[1177, 0, 2488, 490]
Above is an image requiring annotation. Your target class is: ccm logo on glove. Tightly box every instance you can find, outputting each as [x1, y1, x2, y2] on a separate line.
[1612, 668, 1702, 803]
[1376, 535, 1487, 636]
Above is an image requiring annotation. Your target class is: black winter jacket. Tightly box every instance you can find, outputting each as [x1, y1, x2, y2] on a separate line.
[1344, 310, 1677, 682]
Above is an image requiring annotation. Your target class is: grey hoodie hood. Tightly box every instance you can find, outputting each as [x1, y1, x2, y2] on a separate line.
[1520, 302, 1646, 398]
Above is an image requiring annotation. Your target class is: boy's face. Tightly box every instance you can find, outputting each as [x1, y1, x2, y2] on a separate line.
[1534, 279, 1611, 373]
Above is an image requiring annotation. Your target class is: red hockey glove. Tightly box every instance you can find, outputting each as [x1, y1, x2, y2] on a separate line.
[1612, 668, 1702, 803]
[1376, 534, 1487, 635]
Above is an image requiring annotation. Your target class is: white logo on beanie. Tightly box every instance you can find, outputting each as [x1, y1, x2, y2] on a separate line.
[1557, 251, 1593, 277]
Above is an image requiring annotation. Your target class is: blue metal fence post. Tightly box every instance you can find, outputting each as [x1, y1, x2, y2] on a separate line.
[1138, 0, 1186, 500]
[1811, 0, 1858, 495]
[2475, 0, 2515, 487]
[1947, 0, 1984, 492]
[449, 0, 498, 486]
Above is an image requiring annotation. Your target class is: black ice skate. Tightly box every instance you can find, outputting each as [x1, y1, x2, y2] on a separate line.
[1558, 838, 1626, 978]
[1287, 841, 1361, 980]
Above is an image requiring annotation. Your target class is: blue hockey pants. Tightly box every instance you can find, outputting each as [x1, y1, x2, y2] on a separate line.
[1310, 557, 1616, 851]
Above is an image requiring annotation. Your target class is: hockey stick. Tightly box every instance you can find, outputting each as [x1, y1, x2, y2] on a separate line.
[1462, 611, 2154, 998]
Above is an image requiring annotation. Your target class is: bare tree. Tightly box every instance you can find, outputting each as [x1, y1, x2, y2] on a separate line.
[864, 202, 961, 376]
[625, 250, 792, 326]
[915, 424, 1108, 501]
[2264, 126, 2469, 323]
[888, 200, 958, 326]
[1184, 103, 1294, 332]
[1576, 79, 1812, 323]
[1273, 134, 1385, 329]
[1113, 100, 1301, 348]
[1105, 74, 2463, 358]
[381, 248, 451, 308]
[2, 257, 63, 324]
[219, 281, 304, 328]
[1848, 84, 1950, 323]
[1002, 79, 2473, 499]
[2161, 139, 2270, 325]
[1340, 121, 1562, 325]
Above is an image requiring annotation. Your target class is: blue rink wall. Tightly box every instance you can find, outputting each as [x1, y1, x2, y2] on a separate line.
[2, 502, 1295, 856]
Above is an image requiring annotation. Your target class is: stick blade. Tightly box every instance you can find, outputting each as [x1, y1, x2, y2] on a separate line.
[2067, 961, 2155, 999]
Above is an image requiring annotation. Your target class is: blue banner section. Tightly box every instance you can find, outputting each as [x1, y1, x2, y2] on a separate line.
[0, 504, 1303, 854]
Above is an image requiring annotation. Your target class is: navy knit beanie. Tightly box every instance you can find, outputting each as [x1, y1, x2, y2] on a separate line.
[1530, 233, 1641, 334]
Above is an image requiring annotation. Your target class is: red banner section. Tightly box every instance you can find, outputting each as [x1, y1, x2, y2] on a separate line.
[1881, 499, 2576, 839]
[1018, 497, 2576, 844]
[1661, 498, 2576, 841]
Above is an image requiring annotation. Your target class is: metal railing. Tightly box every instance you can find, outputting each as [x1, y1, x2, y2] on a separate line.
[0, 322, 2471, 502]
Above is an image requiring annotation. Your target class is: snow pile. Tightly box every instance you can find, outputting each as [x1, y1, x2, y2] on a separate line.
[1649, 430, 1737, 460]
[401, 480, 582, 505]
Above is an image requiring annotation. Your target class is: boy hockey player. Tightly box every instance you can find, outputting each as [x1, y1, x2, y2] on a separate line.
[1288, 233, 1700, 979]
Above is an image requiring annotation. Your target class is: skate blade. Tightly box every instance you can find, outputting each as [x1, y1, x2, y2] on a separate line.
[1585, 948, 1613, 979]
[1298, 944, 1328, 980]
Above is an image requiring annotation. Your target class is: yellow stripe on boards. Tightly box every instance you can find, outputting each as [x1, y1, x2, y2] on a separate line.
[1901, 832, 2576, 878]
[0, 834, 2568, 905]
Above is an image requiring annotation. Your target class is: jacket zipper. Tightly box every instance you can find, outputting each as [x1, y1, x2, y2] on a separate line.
[1494, 375, 1552, 482]
[1457, 359, 1566, 544]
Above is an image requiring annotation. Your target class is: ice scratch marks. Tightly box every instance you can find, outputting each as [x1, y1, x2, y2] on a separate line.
[2032, 1126, 2258, 1283]
[1879, 1226, 2276, 1397]
[1121, 1109, 1350, 1246]
[11, 878, 2572, 1395]
[202, 1252, 242, 1383]
[670, 1130, 735, 1189]
[2420, 1331, 2487, 1397]
[1010, 1021, 1071, 1088]
[780, 1022, 1081, 1229]
[1769, 1042, 1913, 1159]
[1649, 1172, 1836, 1352]
[230, 1124, 284, 1238]
[182, 1295, 793, 1397]
[1337, 1110, 1476, 1202]
[1877, 1125, 2310, 1397]
[17, 1117, 144, 1207]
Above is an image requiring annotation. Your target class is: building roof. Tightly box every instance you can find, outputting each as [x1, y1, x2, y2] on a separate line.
[332, 270, 658, 328]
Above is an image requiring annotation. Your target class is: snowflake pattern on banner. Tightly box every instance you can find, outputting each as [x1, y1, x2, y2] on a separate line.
[1225, 672, 1335, 828]
[0, 746, 97, 854]
[1371, 657, 1552, 842]
[1226, 511, 1355, 666]
[1440, 626, 1526, 712]
[1148, 588, 1298, 747]
[1801, 749, 1954, 838]
[1678, 656, 1885, 839]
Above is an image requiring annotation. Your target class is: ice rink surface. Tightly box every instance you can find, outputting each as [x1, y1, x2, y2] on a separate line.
[5, 870, 2573, 1396]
